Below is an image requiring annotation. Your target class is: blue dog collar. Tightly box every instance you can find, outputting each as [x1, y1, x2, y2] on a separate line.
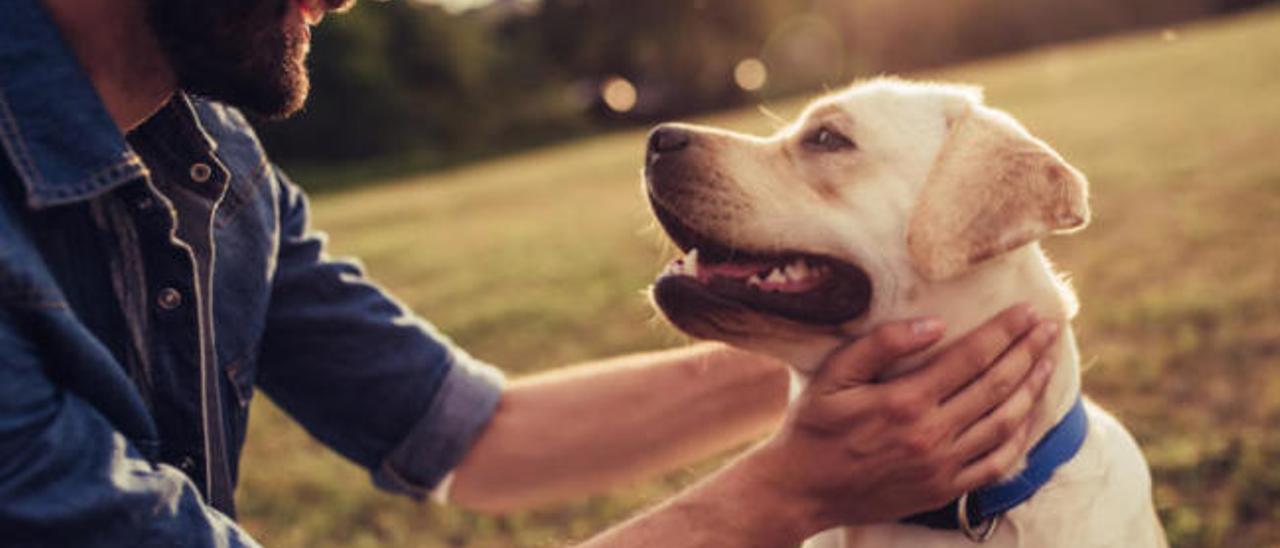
[902, 395, 1089, 536]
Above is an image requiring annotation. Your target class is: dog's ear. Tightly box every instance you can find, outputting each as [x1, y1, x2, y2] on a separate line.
[906, 103, 1089, 281]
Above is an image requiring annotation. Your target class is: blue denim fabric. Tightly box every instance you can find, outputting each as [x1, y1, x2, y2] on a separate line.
[0, 0, 504, 545]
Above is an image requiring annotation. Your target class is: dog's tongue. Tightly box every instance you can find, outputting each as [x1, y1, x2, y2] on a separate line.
[700, 261, 772, 278]
[666, 249, 829, 294]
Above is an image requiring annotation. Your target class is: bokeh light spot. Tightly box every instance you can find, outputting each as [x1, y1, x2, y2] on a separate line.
[601, 76, 637, 113]
[734, 58, 768, 91]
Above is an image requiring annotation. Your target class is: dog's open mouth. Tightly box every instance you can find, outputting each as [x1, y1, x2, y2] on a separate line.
[650, 200, 872, 325]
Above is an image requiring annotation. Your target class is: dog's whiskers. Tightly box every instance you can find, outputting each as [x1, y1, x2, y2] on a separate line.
[757, 104, 788, 130]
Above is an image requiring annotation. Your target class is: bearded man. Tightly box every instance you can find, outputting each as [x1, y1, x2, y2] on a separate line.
[0, 0, 1059, 545]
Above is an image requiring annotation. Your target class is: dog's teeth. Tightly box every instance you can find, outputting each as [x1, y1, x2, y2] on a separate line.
[667, 249, 698, 278]
[747, 274, 762, 287]
[766, 269, 787, 284]
[684, 250, 699, 277]
[668, 255, 697, 277]
[785, 262, 809, 281]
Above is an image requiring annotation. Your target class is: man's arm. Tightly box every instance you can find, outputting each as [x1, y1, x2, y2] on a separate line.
[260, 172, 1054, 539]
[255, 172, 505, 499]
[448, 343, 790, 511]
[450, 304, 1058, 543]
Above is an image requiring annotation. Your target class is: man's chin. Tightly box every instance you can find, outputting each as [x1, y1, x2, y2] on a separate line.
[148, 0, 311, 120]
[244, 76, 309, 120]
[182, 60, 309, 120]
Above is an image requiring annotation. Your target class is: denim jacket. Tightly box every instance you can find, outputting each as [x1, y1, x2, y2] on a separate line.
[0, 0, 503, 545]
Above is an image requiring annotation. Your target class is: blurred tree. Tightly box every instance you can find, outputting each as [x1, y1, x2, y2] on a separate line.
[254, 0, 1275, 175]
[259, 4, 415, 161]
[532, 0, 805, 117]
[259, 0, 588, 166]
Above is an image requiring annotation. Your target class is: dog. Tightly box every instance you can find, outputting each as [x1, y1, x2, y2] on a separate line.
[643, 78, 1166, 547]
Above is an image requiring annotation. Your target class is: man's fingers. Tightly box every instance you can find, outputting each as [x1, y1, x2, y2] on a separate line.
[939, 321, 1059, 429]
[901, 304, 1039, 402]
[952, 419, 1034, 492]
[812, 318, 945, 391]
[949, 358, 1053, 461]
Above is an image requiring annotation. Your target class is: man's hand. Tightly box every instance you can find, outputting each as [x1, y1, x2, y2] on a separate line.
[744, 303, 1059, 535]
[578, 304, 1057, 547]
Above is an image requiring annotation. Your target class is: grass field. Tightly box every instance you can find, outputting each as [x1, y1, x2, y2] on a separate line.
[236, 9, 1280, 547]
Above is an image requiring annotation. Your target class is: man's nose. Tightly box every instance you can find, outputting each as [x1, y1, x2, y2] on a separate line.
[648, 125, 692, 156]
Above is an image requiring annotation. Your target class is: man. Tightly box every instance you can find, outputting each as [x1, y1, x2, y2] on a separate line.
[0, 0, 1060, 545]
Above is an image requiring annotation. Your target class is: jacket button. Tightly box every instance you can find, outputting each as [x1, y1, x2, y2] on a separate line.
[190, 162, 213, 183]
[156, 288, 183, 310]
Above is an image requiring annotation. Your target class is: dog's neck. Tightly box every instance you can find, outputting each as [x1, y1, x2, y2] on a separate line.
[789, 243, 1081, 453]
[891, 243, 1081, 449]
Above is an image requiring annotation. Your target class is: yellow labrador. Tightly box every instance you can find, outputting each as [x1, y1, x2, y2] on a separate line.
[643, 79, 1166, 547]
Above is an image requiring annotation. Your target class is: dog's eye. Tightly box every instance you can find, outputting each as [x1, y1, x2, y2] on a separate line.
[803, 126, 855, 152]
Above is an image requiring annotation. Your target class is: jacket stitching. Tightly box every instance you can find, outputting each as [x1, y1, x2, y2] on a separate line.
[0, 87, 147, 207]
[32, 156, 147, 207]
[0, 88, 46, 193]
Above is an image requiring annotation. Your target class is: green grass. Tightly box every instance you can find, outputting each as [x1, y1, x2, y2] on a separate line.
[236, 9, 1280, 547]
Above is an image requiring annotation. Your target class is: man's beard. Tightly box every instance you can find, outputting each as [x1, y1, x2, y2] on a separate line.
[145, 0, 309, 119]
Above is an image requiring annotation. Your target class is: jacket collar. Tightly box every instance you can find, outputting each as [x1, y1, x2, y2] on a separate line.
[0, 0, 147, 209]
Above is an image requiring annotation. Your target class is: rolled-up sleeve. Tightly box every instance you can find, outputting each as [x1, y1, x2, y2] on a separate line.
[374, 349, 503, 498]
[256, 171, 503, 498]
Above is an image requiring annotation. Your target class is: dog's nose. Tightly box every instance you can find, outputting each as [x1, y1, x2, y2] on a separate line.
[648, 125, 691, 155]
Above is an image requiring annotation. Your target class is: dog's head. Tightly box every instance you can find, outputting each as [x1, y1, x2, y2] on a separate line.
[644, 79, 1089, 372]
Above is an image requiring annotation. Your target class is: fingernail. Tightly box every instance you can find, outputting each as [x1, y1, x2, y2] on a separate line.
[911, 317, 944, 337]
[1015, 302, 1037, 324]
[1035, 359, 1055, 381]
[1037, 321, 1061, 342]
